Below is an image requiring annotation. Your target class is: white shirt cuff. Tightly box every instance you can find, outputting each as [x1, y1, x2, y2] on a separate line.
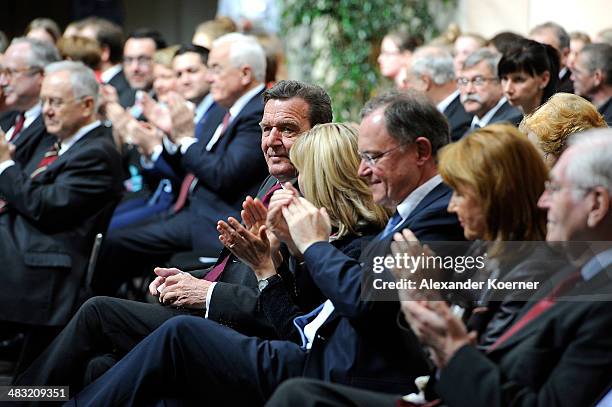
[204, 281, 218, 318]
[163, 136, 179, 155]
[179, 137, 197, 155]
[0, 159, 15, 175]
[140, 144, 164, 169]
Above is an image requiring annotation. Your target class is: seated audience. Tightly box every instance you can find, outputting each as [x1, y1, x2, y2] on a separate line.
[57, 36, 102, 72]
[0, 61, 123, 372]
[377, 28, 423, 88]
[25, 17, 61, 45]
[571, 43, 612, 125]
[458, 48, 522, 136]
[568, 31, 590, 70]
[192, 16, 237, 49]
[520, 92, 607, 166]
[498, 38, 559, 115]
[452, 33, 486, 76]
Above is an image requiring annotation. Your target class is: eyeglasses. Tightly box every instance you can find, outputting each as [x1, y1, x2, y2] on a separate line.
[358, 144, 404, 167]
[123, 56, 153, 66]
[0, 66, 42, 78]
[456, 76, 499, 87]
[544, 180, 593, 195]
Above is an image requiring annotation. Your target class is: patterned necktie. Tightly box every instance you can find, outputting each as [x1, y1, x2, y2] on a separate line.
[9, 113, 25, 143]
[204, 182, 282, 282]
[30, 141, 60, 178]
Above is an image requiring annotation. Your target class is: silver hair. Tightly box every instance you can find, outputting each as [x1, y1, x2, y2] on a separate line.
[212, 33, 266, 83]
[411, 46, 455, 85]
[45, 61, 99, 109]
[9, 37, 60, 69]
[530, 22, 570, 50]
[462, 48, 501, 75]
[565, 128, 612, 194]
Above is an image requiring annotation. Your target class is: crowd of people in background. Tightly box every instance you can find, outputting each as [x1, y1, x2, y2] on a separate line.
[0, 11, 610, 407]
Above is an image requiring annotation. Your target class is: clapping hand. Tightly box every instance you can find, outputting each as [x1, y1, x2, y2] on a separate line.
[127, 120, 163, 157]
[281, 196, 331, 254]
[166, 92, 195, 144]
[141, 92, 172, 135]
[267, 183, 302, 258]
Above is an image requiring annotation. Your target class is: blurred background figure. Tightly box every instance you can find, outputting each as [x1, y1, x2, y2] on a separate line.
[487, 31, 524, 55]
[152, 45, 179, 103]
[520, 92, 607, 167]
[217, 0, 279, 34]
[57, 36, 102, 72]
[25, 17, 61, 45]
[453, 32, 486, 76]
[571, 43, 612, 125]
[377, 28, 423, 89]
[529, 21, 573, 93]
[498, 38, 559, 115]
[568, 31, 591, 70]
[594, 27, 612, 45]
[192, 16, 236, 50]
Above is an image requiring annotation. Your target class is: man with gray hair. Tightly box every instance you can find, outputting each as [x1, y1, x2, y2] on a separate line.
[529, 21, 574, 93]
[0, 60, 123, 370]
[0, 37, 60, 166]
[571, 43, 612, 125]
[93, 33, 269, 294]
[458, 48, 522, 136]
[406, 46, 473, 141]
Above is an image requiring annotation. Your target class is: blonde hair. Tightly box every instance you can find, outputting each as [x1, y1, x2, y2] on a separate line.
[519, 93, 607, 161]
[439, 124, 548, 241]
[289, 123, 389, 238]
[154, 45, 180, 68]
[57, 35, 102, 70]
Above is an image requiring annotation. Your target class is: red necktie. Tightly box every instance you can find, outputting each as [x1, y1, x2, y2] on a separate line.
[30, 142, 60, 178]
[204, 182, 282, 282]
[9, 113, 25, 143]
[488, 271, 582, 351]
[172, 113, 233, 214]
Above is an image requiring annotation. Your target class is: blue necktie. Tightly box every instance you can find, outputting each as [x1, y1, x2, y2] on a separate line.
[379, 211, 403, 240]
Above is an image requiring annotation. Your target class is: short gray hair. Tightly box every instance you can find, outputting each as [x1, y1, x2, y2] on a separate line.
[565, 128, 612, 194]
[530, 22, 570, 50]
[45, 61, 99, 109]
[411, 46, 455, 85]
[212, 33, 266, 83]
[10, 37, 60, 69]
[580, 43, 612, 86]
[462, 48, 501, 75]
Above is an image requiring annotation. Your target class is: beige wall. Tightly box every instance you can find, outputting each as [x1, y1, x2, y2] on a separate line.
[458, 0, 610, 38]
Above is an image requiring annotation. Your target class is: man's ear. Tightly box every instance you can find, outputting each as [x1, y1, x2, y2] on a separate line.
[587, 186, 610, 228]
[420, 75, 433, 92]
[414, 136, 433, 164]
[82, 96, 96, 116]
[240, 66, 254, 85]
[593, 69, 604, 88]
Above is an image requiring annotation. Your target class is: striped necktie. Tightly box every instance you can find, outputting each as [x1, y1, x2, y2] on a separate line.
[30, 141, 61, 178]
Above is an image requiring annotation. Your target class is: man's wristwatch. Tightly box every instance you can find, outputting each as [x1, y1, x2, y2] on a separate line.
[258, 274, 282, 291]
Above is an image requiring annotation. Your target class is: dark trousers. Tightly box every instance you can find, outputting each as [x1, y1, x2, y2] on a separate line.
[265, 378, 400, 407]
[68, 316, 306, 407]
[13, 297, 194, 397]
[92, 210, 195, 296]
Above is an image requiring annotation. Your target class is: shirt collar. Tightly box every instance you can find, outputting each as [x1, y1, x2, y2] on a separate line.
[559, 66, 568, 80]
[581, 248, 612, 281]
[229, 83, 265, 119]
[471, 97, 508, 128]
[58, 120, 101, 155]
[436, 90, 460, 113]
[101, 64, 123, 84]
[194, 93, 215, 124]
[24, 102, 42, 121]
[395, 174, 443, 222]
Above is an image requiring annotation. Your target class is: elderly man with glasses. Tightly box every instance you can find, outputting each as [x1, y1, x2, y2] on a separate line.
[458, 48, 523, 137]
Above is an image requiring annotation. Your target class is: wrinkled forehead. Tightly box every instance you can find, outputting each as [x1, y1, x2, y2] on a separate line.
[262, 98, 310, 125]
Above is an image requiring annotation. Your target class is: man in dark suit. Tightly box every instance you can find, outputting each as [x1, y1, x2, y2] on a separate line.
[458, 48, 523, 138]
[572, 43, 612, 125]
[79, 17, 134, 109]
[0, 37, 60, 166]
[407, 46, 473, 141]
[15, 80, 333, 394]
[0, 61, 123, 370]
[65, 91, 465, 406]
[266, 128, 612, 407]
[530, 21, 574, 93]
[92, 33, 270, 296]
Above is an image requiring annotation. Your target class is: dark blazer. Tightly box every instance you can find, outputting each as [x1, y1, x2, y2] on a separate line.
[0, 112, 55, 167]
[436, 265, 612, 407]
[107, 68, 137, 109]
[293, 183, 465, 394]
[598, 97, 612, 126]
[161, 88, 269, 252]
[0, 124, 123, 326]
[444, 94, 473, 142]
[556, 68, 574, 94]
[463, 100, 523, 138]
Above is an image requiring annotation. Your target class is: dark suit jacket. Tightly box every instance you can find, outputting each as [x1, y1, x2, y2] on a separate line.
[598, 97, 612, 126]
[1, 112, 55, 167]
[289, 183, 464, 394]
[107, 68, 136, 109]
[0, 124, 123, 326]
[161, 88, 269, 252]
[462, 100, 523, 138]
[556, 68, 574, 94]
[444, 94, 473, 142]
[436, 265, 612, 407]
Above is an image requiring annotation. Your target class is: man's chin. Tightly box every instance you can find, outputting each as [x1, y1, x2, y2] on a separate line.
[268, 164, 296, 182]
